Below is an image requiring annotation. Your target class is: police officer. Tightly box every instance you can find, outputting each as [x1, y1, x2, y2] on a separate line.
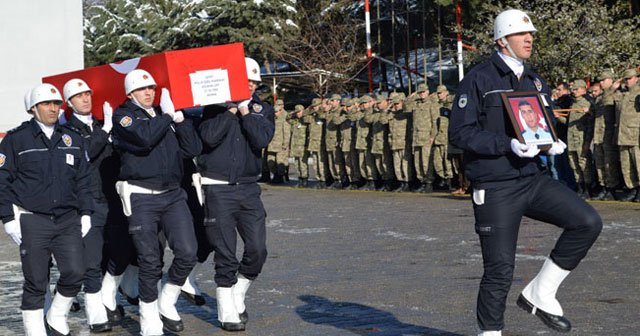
[111, 69, 202, 335]
[449, 10, 602, 335]
[62, 78, 113, 332]
[1, 83, 93, 335]
[195, 57, 274, 331]
[288, 104, 310, 187]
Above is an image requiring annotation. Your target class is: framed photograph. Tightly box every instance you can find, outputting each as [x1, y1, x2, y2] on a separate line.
[501, 91, 557, 149]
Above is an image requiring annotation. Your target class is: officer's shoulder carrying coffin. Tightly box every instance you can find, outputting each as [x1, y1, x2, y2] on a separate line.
[44, 43, 252, 120]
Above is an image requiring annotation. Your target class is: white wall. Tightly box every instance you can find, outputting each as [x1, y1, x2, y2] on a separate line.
[0, 0, 83, 133]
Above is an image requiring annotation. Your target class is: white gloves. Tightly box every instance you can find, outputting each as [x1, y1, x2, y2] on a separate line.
[238, 99, 251, 116]
[81, 215, 92, 238]
[160, 88, 184, 123]
[4, 220, 22, 245]
[58, 110, 67, 125]
[102, 102, 113, 133]
[546, 139, 567, 156]
[510, 138, 540, 158]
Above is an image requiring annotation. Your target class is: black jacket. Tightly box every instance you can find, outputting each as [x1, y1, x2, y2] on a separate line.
[112, 100, 202, 190]
[197, 94, 275, 184]
[0, 119, 93, 222]
[449, 52, 553, 189]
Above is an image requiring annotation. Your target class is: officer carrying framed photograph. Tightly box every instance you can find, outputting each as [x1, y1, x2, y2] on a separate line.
[502, 92, 557, 149]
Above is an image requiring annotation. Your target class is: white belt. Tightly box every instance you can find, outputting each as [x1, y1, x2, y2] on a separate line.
[191, 174, 230, 206]
[127, 184, 169, 195]
[115, 181, 169, 216]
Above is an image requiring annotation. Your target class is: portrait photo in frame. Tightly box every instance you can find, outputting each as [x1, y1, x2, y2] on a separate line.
[501, 91, 557, 149]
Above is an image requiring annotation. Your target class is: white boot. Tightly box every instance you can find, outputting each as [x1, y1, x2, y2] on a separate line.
[521, 258, 570, 316]
[101, 272, 122, 311]
[120, 265, 140, 300]
[46, 292, 74, 335]
[181, 263, 202, 296]
[22, 309, 47, 336]
[85, 292, 110, 328]
[233, 274, 252, 318]
[158, 283, 184, 332]
[139, 300, 164, 336]
[478, 331, 501, 336]
[217, 287, 240, 323]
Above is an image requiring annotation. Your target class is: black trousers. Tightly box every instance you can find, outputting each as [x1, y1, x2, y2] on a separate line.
[20, 213, 84, 310]
[128, 188, 197, 303]
[204, 183, 267, 287]
[83, 200, 106, 293]
[473, 173, 602, 331]
[103, 197, 137, 276]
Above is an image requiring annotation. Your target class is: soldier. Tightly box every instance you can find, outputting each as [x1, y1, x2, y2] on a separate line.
[195, 57, 274, 331]
[338, 98, 359, 189]
[407, 84, 439, 192]
[432, 85, 454, 190]
[288, 104, 310, 187]
[1, 84, 93, 335]
[592, 71, 622, 200]
[615, 68, 640, 201]
[266, 99, 291, 184]
[388, 94, 411, 192]
[303, 98, 327, 189]
[324, 94, 344, 189]
[556, 80, 593, 198]
[111, 69, 202, 335]
[449, 9, 602, 335]
[355, 96, 377, 190]
[371, 94, 393, 191]
[61, 78, 113, 333]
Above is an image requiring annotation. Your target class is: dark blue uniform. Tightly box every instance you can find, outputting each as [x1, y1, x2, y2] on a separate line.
[197, 94, 274, 287]
[0, 119, 92, 310]
[449, 52, 602, 331]
[112, 100, 202, 303]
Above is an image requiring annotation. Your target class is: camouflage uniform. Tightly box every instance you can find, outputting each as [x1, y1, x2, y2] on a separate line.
[337, 98, 358, 187]
[432, 87, 454, 186]
[615, 69, 640, 200]
[557, 80, 593, 194]
[371, 95, 393, 189]
[267, 100, 291, 183]
[388, 93, 411, 191]
[288, 104, 309, 187]
[592, 71, 621, 199]
[406, 84, 439, 191]
[355, 96, 377, 189]
[324, 94, 345, 188]
[303, 98, 327, 187]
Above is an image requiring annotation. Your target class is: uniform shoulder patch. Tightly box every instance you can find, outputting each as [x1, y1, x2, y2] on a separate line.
[458, 94, 468, 108]
[119, 116, 133, 127]
[0, 153, 6, 168]
[252, 104, 263, 113]
[62, 134, 73, 147]
[534, 78, 543, 92]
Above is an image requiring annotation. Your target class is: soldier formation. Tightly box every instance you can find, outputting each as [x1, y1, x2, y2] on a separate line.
[263, 67, 640, 203]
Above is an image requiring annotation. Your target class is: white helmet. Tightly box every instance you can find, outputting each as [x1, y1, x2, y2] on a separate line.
[124, 69, 156, 95]
[29, 83, 63, 110]
[24, 87, 34, 112]
[63, 78, 92, 102]
[494, 9, 536, 41]
[245, 57, 261, 82]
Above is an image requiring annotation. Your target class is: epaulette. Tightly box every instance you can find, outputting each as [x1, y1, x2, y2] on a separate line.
[7, 121, 30, 135]
[60, 123, 84, 136]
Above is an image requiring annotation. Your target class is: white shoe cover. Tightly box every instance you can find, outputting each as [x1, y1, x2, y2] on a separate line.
[158, 283, 182, 321]
[181, 263, 202, 296]
[233, 274, 252, 314]
[22, 309, 47, 336]
[86, 291, 109, 325]
[521, 258, 570, 316]
[139, 300, 164, 336]
[46, 292, 74, 335]
[478, 331, 502, 336]
[102, 272, 122, 311]
[216, 287, 241, 323]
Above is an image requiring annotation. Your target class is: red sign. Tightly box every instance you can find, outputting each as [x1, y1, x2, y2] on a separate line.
[43, 43, 250, 120]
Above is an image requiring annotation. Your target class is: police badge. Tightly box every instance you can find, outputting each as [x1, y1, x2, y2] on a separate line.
[120, 116, 133, 127]
[252, 104, 263, 113]
[458, 94, 468, 108]
[534, 78, 543, 92]
[62, 134, 73, 147]
[0, 153, 5, 168]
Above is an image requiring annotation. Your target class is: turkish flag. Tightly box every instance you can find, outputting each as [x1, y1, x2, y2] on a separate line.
[43, 43, 250, 120]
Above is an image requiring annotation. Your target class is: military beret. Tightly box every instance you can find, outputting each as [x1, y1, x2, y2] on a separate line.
[436, 85, 448, 93]
[416, 84, 429, 93]
[598, 70, 615, 81]
[571, 79, 587, 89]
[294, 104, 304, 112]
[311, 98, 322, 106]
[275, 99, 284, 106]
[623, 68, 639, 79]
[330, 94, 341, 101]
